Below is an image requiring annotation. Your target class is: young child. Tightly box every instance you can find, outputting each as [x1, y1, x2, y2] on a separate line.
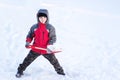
[16, 9, 65, 78]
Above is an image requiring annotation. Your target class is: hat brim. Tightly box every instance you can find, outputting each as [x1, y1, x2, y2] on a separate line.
[37, 13, 47, 18]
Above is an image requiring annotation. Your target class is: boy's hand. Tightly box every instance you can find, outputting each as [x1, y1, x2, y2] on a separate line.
[25, 42, 30, 48]
[47, 45, 55, 53]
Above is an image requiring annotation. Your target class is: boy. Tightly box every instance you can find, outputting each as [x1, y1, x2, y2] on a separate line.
[16, 9, 65, 78]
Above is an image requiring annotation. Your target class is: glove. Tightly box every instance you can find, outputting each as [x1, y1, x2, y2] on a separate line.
[25, 42, 30, 48]
[47, 45, 55, 53]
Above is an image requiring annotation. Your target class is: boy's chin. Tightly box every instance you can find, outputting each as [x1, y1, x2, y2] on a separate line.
[40, 22, 46, 24]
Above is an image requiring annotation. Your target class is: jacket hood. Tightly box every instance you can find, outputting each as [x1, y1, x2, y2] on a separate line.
[37, 9, 49, 23]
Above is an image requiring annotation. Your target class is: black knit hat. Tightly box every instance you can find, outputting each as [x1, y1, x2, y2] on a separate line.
[37, 13, 47, 18]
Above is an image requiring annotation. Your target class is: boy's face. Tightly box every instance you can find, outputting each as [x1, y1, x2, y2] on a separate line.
[39, 16, 47, 24]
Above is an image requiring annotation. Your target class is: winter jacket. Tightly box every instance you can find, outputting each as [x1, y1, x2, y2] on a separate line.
[26, 9, 56, 54]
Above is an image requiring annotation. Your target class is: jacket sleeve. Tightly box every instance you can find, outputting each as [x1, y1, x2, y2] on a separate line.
[48, 25, 56, 45]
[26, 25, 36, 43]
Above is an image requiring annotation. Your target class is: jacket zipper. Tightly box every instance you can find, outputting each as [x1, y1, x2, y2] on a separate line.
[42, 31, 44, 40]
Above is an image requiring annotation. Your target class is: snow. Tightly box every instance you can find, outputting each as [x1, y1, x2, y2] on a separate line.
[0, 0, 120, 80]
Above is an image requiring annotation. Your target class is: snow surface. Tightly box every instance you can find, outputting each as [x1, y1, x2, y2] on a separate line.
[0, 0, 120, 80]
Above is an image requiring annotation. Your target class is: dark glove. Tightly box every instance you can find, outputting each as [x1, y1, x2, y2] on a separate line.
[25, 42, 30, 48]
